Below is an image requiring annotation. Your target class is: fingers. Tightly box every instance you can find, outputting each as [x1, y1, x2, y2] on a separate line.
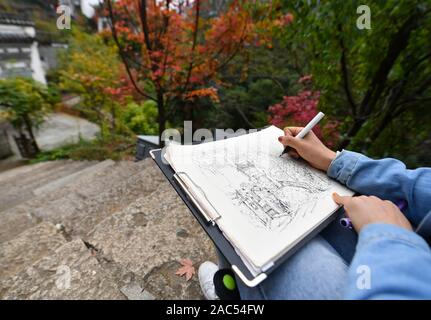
[288, 150, 299, 159]
[384, 200, 398, 210]
[335, 194, 388, 209]
[284, 127, 304, 136]
[278, 127, 306, 149]
[278, 134, 301, 149]
[332, 192, 351, 206]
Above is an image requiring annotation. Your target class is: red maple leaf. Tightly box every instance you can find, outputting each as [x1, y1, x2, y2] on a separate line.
[175, 259, 195, 281]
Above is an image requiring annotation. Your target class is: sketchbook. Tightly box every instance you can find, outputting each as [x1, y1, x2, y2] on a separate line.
[164, 125, 353, 276]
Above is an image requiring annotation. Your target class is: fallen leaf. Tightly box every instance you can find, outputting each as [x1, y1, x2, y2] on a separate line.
[175, 259, 195, 281]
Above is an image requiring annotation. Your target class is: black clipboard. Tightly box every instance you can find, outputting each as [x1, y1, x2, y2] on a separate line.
[150, 148, 342, 287]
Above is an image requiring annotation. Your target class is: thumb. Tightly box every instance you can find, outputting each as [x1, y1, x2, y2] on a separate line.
[332, 192, 350, 206]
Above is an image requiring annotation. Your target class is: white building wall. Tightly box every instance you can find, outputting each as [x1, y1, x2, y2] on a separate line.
[0, 23, 46, 84]
[30, 41, 46, 85]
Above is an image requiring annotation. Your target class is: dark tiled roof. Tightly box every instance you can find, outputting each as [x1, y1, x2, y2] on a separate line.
[36, 31, 66, 45]
[0, 32, 33, 44]
[0, 12, 35, 27]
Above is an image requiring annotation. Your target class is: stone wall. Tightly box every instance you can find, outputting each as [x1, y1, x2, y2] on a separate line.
[0, 122, 12, 159]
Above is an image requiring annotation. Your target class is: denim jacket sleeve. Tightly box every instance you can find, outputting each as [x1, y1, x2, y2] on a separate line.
[344, 223, 431, 299]
[327, 150, 431, 299]
[327, 150, 431, 226]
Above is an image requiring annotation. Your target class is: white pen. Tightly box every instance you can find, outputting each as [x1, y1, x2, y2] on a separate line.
[280, 112, 325, 156]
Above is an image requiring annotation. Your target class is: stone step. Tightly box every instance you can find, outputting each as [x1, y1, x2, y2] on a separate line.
[0, 161, 54, 183]
[86, 181, 217, 299]
[0, 160, 143, 243]
[0, 158, 215, 299]
[0, 160, 75, 187]
[0, 160, 97, 213]
[13, 160, 116, 211]
[0, 158, 27, 176]
[0, 160, 104, 243]
[33, 160, 114, 196]
[0, 209, 40, 245]
[30, 158, 165, 238]
[1, 239, 127, 299]
[0, 222, 66, 282]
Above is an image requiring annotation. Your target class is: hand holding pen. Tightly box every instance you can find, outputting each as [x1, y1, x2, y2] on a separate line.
[278, 113, 337, 172]
[277, 116, 413, 234]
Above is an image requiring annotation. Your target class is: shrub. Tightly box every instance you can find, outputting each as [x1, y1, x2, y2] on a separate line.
[268, 77, 340, 148]
[0, 77, 57, 157]
[31, 135, 136, 163]
[121, 101, 159, 135]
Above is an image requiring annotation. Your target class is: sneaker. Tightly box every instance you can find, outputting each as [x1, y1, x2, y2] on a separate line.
[198, 261, 219, 300]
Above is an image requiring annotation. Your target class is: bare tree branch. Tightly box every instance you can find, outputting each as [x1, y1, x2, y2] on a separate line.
[138, 0, 153, 51]
[338, 9, 425, 149]
[337, 23, 357, 116]
[183, 0, 201, 91]
[359, 10, 423, 116]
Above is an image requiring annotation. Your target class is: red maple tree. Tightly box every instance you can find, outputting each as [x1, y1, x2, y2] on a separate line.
[268, 75, 340, 148]
[103, 0, 285, 143]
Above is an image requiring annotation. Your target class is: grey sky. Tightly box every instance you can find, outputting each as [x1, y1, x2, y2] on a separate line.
[81, 0, 101, 18]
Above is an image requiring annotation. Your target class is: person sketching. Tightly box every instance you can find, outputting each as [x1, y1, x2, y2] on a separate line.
[198, 127, 431, 300]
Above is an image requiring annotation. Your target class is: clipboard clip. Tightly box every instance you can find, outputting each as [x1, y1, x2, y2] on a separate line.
[150, 149, 220, 225]
[174, 171, 222, 226]
[149, 148, 161, 160]
[232, 265, 267, 287]
[151, 147, 269, 288]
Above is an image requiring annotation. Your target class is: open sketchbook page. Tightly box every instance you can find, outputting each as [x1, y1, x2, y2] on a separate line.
[165, 126, 354, 274]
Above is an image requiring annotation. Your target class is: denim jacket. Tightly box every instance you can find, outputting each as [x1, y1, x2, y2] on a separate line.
[327, 150, 431, 299]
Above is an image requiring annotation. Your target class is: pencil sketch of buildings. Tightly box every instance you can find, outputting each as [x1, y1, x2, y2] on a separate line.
[193, 148, 333, 231]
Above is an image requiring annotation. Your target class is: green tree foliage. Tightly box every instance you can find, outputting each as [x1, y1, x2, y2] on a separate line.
[121, 100, 159, 135]
[207, 45, 290, 129]
[272, 0, 431, 166]
[0, 78, 57, 156]
[58, 30, 126, 138]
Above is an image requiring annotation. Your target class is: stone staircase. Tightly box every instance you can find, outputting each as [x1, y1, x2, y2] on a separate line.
[0, 159, 216, 300]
